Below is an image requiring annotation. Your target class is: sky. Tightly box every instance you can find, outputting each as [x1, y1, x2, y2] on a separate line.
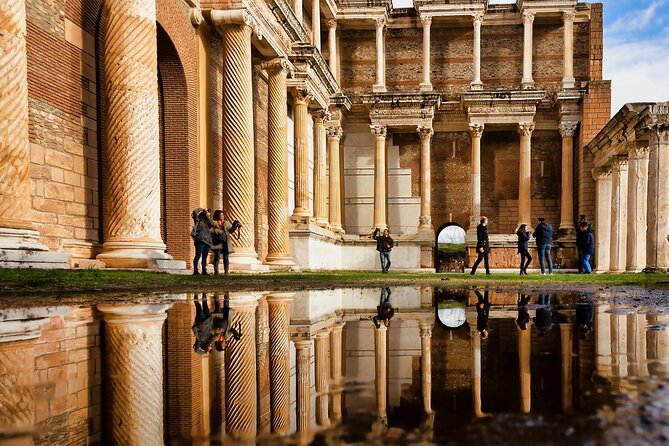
[391, 0, 669, 115]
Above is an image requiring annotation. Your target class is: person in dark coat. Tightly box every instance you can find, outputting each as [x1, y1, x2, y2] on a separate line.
[575, 292, 594, 340]
[210, 209, 240, 275]
[576, 222, 595, 274]
[470, 217, 490, 275]
[517, 224, 532, 275]
[192, 293, 242, 355]
[474, 289, 490, 339]
[532, 217, 554, 275]
[577, 216, 594, 273]
[533, 293, 553, 336]
[191, 208, 216, 275]
[373, 228, 395, 273]
[516, 293, 531, 330]
[373, 287, 395, 328]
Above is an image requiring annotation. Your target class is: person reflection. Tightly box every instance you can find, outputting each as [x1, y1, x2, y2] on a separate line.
[516, 293, 531, 331]
[534, 293, 553, 336]
[373, 287, 394, 328]
[192, 293, 242, 355]
[474, 289, 490, 340]
[576, 292, 595, 340]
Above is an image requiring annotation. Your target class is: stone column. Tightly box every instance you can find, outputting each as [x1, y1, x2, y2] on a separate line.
[419, 15, 432, 92]
[521, 10, 535, 89]
[559, 121, 578, 233]
[611, 312, 628, 378]
[329, 322, 345, 423]
[312, 111, 329, 227]
[212, 347, 226, 436]
[560, 323, 573, 414]
[627, 314, 649, 377]
[219, 16, 261, 267]
[267, 294, 293, 435]
[518, 123, 535, 229]
[98, 0, 173, 267]
[225, 295, 260, 440]
[594, 170, 612, 272]
[626, 146, 650, 272]
[418, 126, 434, 231]
[315, 331, 330, 427]
[291, 88, 312, 220]
[469, 124, 484, 232]
[327, 20, 338, 83]
[471, 13, 484, 90]
[518, 325, 531, 413]
[646, 126, 669, 270]
[647, 315, 669, 376]
[610, 157, 628, 273]
[257, 297, 271, 434]
[594, 304, 611, 377]
[372, 17, 386, 93]
[419, 323, 433, 414]
[470, 323, 484, 418]
[562, 10, 576, 89]
[264, 59, 296, 268]
[374, 324, 387, 420]
[327, 125, 343, 232]
[311, 0, 321, 50]
[294, 339, 312, 440]
[294, 0, 302, 24]
[371, 124, 388, 230]
[98, 304, 171, 446]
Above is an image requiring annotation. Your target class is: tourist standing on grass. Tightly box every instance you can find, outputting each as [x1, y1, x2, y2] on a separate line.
[474, 289, 490, 339]
[373, 227, 394, 273]
[191, 208, 215, 275]
[470, 217, 490, 275]
[517, 224, 532, 275]
[577, 215, 593, 273]
[533, 217, 554, 275]
[210, 210, 239, 275]
[373, 287, 394, 328]
[576, 222, 594, 274]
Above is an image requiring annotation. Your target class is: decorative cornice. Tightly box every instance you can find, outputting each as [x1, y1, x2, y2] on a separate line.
[628, 144, 650, 160]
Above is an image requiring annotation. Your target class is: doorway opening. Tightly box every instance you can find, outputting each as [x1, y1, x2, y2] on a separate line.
[436, 223, 467, 272]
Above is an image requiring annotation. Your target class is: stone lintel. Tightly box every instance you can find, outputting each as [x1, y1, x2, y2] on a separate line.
[462, 90, 544, 124]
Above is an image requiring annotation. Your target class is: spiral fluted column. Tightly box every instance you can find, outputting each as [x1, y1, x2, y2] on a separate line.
[212, 348, 226, 436]
[264, 60, 295, 267]
[315, 331, 331, 427]
[374, 325, 387, 419]
[98, 304, 171, 446]
[98, 0, 172, 267]
[371, 125, 388, 230]
[267, 294, 293, 435]
[256, 296, 271, 434]
[327, 126, 343, 232]
[313, 111, 329, 227]
[329, 322, 344, 422]
[470, 323, 484, 418]
[221, 21, 260, 266]
[294, 339, 312, 440]
[292, 89, 312, 220]
[419, 323, 433, 414]
[225, 295, 260, 440]
[518, 123, 535, 230]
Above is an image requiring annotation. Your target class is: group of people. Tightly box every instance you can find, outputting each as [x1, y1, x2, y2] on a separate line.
[190, 208, 241, 275]
[191, 293, 243, 355]
[471, 214, 595, 275]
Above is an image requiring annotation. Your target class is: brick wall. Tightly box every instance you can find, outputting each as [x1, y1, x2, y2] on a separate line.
[431, 132, 472, 230]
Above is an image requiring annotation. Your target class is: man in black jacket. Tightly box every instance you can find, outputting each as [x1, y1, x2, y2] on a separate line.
[470, 217, 490, 275]
[533, 217, 553, 274]
[373, 228, 395, 273]
[576, 222, 594, 273]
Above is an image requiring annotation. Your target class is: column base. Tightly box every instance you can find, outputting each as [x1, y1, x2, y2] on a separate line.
[97, 239, 184, 269]
[643, 266, 669, 273]
[0, 227, 70, 269]
[372, 84, 386, 93]
[228, 250, 269, 272]
[470, 81, 484, 91]
[329, 223, 343, 233]
[419, 82, 433, 92]
[558, 226, 576, 239]
[265, 254, 300, 271]
[314, 217, 329, 227]
[290, 214, 311, 224]
[521, 80, 535, 90]
[562, 77, 576, 89]
[625, 267, 645, 273]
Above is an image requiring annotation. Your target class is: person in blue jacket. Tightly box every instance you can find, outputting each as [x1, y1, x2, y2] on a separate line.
[533, 217, 554, 275]
[576, 222, 595, 274]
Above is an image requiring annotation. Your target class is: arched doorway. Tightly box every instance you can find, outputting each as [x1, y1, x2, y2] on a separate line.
[435, 223, 467, 272]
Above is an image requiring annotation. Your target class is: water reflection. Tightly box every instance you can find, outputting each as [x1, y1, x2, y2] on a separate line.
[1, 288, 669, 445]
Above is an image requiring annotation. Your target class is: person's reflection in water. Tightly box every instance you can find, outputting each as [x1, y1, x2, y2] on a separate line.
[534, 293, 553, 336]
[474, 289, 490, 339]
[516, 293, 531, 330]
[373, 287, 394, 328]
[192, 293, 242, 355]
[576, 292, 595, 340]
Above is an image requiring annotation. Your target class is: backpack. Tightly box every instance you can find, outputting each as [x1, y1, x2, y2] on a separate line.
[190, 224, 199, 240]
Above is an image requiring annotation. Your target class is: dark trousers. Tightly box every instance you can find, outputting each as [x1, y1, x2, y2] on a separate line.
[194, 242, 210, 273]
[519, 250, 532, 271]
[194, 295, 211, 321]
[471, 251, 489, 274]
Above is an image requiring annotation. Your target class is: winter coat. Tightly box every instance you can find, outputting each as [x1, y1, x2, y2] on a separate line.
[192, 307, 236, 345]
[533, 222, 553, 247]
[517, 230, 531, 253]
[576, 229, 595, 255]
[193, 216, 215, 246]
[373, 233, 394, 252]
[211, 220, 236, 254]
[476, 224, 490, 253]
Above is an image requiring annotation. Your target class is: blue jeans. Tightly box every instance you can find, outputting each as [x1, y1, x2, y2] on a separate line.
[538, 244, 553, 274]
[194, 242, 210, 273]
[580, 253, 592, 273]
[379, 252, 391, 273]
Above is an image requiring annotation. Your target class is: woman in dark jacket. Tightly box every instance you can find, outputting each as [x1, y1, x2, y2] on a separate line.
[517, 224, 532, 275]
[191, 208, 215, 275]
[576, 222, 595, 274]
[470, 217, 490, 275]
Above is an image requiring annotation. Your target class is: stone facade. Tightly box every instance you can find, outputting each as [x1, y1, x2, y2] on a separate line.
[0, 0, 618, 270]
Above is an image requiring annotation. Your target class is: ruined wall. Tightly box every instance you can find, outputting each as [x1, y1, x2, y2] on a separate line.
[339, 30, 376, 95]
[432, 26, 473, 97]
[431, 132, 471, 230]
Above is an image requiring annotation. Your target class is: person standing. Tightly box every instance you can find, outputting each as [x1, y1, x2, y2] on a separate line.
[373, 228, 394, 273]
[517, 224, 532, 275]
[210, 210, 239, 275]
[516, 293, 531, 330]
[576, 222, 595, 274]
[191, 208, 215, 275]
[533, 217, 554, 275]
[576, 215, 593, 273]
[474, 289, 490, 339]
[470, 217, 490, 275]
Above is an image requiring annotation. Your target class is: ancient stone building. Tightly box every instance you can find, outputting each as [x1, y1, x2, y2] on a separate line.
[0, 0, 613, 270]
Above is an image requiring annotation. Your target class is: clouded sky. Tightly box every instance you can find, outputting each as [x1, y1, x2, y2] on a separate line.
[392, 0, 669, 115]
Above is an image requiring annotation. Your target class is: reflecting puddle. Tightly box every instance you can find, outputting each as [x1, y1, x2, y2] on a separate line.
[0, 287, 668, 445]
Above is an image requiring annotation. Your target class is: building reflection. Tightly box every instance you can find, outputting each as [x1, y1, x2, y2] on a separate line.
[2, 287, 669, 444]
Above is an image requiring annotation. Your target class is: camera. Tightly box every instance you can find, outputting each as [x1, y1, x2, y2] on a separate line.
[231, 219, 241, 229]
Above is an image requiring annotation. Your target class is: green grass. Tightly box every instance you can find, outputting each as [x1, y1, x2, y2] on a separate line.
[0, 268, 667, 298]
[437, 243, 466, 254]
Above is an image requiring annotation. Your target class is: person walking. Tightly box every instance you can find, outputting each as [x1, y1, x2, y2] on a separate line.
[576, 215, 593, 273]
[474, 289, 490, 339]
[191, 208, 215, 275]
[517, 224, 532, 275]
[470, 217, 490, 275]
[533, 217, 554, 275]
[373, 227, 394, 273]
[210, 210, 239, 275]
[576, 222, 595, 274]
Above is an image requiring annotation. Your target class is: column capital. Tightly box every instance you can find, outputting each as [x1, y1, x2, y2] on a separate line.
[292, 88, 312, 106]
[315, 330, 331, 339]
[517, 122, 535, 136]
[326, 125, 343, 141]
[311, 109, 331, 124]
[417, 125, 434, 140]
[558, 121, 578, 137]
[628, 144, 650, 160]
[370, 124, 388, 139]
[211, 9, 261, 38]
[469, 123, 484, 137]
[326, 18, 337, 29]
[375, 16, 387, 29]
[612, 155, 629, 170]
[562, 9, 576, 22]
[419, 323, 433, 338]
[522, 10, 535, 24]
[262, 57, 293, 77]
[420, 15, 432, 27]
[98, 304, 172, 324]
[592, 166, 612, 181]
[190, 7, 204, 27]
[472, 12, 484, 25]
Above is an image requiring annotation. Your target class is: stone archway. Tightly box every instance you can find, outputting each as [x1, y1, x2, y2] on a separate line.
[435, 222, 467, 272]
